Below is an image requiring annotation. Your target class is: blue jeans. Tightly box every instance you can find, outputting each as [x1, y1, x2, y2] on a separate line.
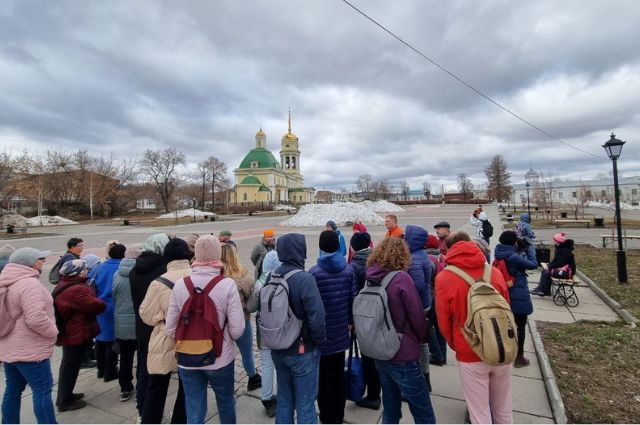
[178, 363, 235, 424]
[260, 348, 275, 401]
[375, 360, 436, 424]
[235, 319, 257, 377]
[272, 348, 320, 424]
[2, 360, 57, 424]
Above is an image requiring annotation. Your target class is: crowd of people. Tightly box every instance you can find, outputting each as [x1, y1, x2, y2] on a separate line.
[0, 209, 577, 424]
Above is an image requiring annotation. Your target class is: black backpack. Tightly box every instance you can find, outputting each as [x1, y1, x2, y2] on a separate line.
[482, 220, 494, 239]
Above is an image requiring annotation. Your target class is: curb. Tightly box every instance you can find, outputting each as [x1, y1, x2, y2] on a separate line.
[575, 269, 639, 327]
[528, 319, 568, 424]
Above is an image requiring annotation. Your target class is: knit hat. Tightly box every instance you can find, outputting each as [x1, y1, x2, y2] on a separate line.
[0, 244, 15, 259]
[8, 247, 50, 268]
[60, 259, 86, 277]
[353, 223, 368, 233]
[262, 251, 282, 274]
[108, 243, 126, 260]
[433, 221, 450, 229]
[144, 233, 170, 255]
[426, 234, 439, 249]
[319, 230, 339, 253]
[125, 243, 144, 259]
[350, 232, 371, 252]
[164, 238, 192, 262]
[553, 232, 567, 245]
[326, 220, 338, 231]
[499, 230, 518, 246]
[263, 229, 275, 238]
[219, 230, 232, 238]
[194, 235, 222, 264]
[82, 254, 101, 271]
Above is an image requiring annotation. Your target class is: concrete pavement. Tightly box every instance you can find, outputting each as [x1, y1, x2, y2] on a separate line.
[0, 204, 626, 423]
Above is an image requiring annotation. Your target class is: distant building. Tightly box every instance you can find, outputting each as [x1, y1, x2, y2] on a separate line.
[232, 112, 315, 204]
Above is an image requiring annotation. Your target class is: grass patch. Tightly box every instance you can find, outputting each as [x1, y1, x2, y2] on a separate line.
[574, 245, 640, 318]
[538, 321, 640, 423]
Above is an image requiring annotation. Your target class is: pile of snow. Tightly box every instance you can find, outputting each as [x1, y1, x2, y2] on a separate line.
[157, 209, 212, 219]
[27, 216, 78, 226]
[362, 200, 405, 213]
[0, 213, 29, 228]
[274, 204, 297, 211]
[586, 200, 640, 210]
[281, 202, 387, 227]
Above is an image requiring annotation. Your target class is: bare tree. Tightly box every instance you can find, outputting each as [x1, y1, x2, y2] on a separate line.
[0, 152, 14, 205]
[485, 155, 512, 202]
[356, 174, 374, 199]
[374, 178, 391, 201]
[457, 173, 473, 200]
[209, 157, 228, 211]
[141, 148, 186, 213]
[536, 171, 557, 220]
[422, 181, 431, 200]
[399, 180, 410, 201]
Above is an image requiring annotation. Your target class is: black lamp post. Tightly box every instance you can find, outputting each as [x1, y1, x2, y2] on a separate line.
[525, 182, 531, 217]
[602, 133, 627, 284]
[192, 199, 197, 222]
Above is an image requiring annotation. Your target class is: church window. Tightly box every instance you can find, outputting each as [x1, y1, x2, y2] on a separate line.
[291, 157, 296, 169]
[243, 193, 247, 201]
[250, 161, 259, 168]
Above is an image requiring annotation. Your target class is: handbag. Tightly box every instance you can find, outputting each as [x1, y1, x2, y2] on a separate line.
[344, 334, 366, 402]
[551, 264, 573, 279]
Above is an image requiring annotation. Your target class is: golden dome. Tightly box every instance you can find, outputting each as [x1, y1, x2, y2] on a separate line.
[281, 110, 299, 144]
[255, 128, 266, 138]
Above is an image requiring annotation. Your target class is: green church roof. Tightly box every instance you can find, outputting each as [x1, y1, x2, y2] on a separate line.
[238, 148, 280, 169]
[240, 175, 262, 185]
[259, 185, 272, 192]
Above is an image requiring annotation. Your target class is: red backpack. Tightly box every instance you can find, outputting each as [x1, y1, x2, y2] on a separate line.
[175, 275, 225, 367]
[491, 259, 515, 288]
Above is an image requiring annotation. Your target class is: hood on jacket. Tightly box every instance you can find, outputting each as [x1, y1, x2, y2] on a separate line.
[365, 263, 391, 284]
[117, 258, 137, 277]
[478, 211, 488, 221]
[0, 263, 40, 287]
[519, 213, 531, 223]
[444, 240, 487, 269]
[404, 224, 428, 253]
[494, 243, 518, 261]
[352, 247, 371, 262]
[143, 233, 170, 256]
[276, 233, 307, 270]
[132, 251, 168, 274]
[317, 250, 347, 273]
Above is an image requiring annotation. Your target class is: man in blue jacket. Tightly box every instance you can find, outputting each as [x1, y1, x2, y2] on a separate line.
[270, 233, 326, 424]
[326, 220, 347, 256]
[310, 231, 356, 424]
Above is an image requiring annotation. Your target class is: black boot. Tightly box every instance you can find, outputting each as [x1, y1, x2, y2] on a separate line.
[262, 395, 277, 417]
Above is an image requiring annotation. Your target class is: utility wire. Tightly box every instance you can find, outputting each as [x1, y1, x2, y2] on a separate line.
[340, 0, 605, 159]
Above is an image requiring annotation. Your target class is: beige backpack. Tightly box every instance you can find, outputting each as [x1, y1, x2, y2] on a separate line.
[446, 264, 518, 366]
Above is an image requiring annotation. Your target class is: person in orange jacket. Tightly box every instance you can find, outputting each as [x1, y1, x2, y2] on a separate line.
[384, 215, 404, 239]
[435, 232, 513, 424]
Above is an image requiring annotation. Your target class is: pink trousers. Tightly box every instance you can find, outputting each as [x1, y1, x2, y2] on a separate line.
[458, 361, 513, 424]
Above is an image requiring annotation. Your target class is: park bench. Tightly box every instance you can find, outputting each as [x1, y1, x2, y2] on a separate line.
[14, 227, 28, 234]
[123, 219, 143, 226]
[551, 277, 579, 307]
[601, 233, 640, 248]
[554, 219, 590, 228]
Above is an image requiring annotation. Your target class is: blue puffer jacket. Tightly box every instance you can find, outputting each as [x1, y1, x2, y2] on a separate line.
[92, 258, 122, 341]
[271, 233, 326, 355]
[404, 225, 432, 309]
[336, 230, 347, 257]
[494, 244, 538, 316]
[112, 258, 137, 341]
[517, 213, 536, 243]
[310, 251, 356, 356]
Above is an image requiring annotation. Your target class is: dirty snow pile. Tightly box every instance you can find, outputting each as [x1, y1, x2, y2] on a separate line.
[586, 200, 640, 210]
[27, 216, 78, 226]
[0, 213, 29, 228]
[363, 200, 406, 213]
[280, 201, 404, 227]
[157, 209, 211, 219]
[274, 204, 297, 211]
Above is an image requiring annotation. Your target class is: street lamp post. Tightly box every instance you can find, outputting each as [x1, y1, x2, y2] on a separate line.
[602, 133, 627, 284]
[192, 199, 197, 222]
[525, 182, 531, 217]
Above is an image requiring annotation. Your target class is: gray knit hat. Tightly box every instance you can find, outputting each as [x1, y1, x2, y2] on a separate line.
[8, 247, 51, 268]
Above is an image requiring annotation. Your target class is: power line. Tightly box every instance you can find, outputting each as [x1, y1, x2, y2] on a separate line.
[339, 0, 605, 159]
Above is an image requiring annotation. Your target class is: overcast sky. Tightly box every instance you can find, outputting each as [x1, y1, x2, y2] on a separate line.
[1, 1, 640, 192]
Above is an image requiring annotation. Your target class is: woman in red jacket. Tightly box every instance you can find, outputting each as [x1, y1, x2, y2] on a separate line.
[53, 259, 106, 412]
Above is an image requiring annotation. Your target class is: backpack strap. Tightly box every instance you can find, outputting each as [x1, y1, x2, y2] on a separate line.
[282, 269, 303, 281]
[379, 270, 401, 290]
[183, 276, 195, 293]
[445, 264, 492, 286]
[156, 276, 175, 290]
[203, 275, 226, 296]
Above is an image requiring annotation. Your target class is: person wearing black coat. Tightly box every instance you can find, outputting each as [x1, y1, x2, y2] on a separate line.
[129, 234, 169, 419]
[531, 232, 576, 296]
